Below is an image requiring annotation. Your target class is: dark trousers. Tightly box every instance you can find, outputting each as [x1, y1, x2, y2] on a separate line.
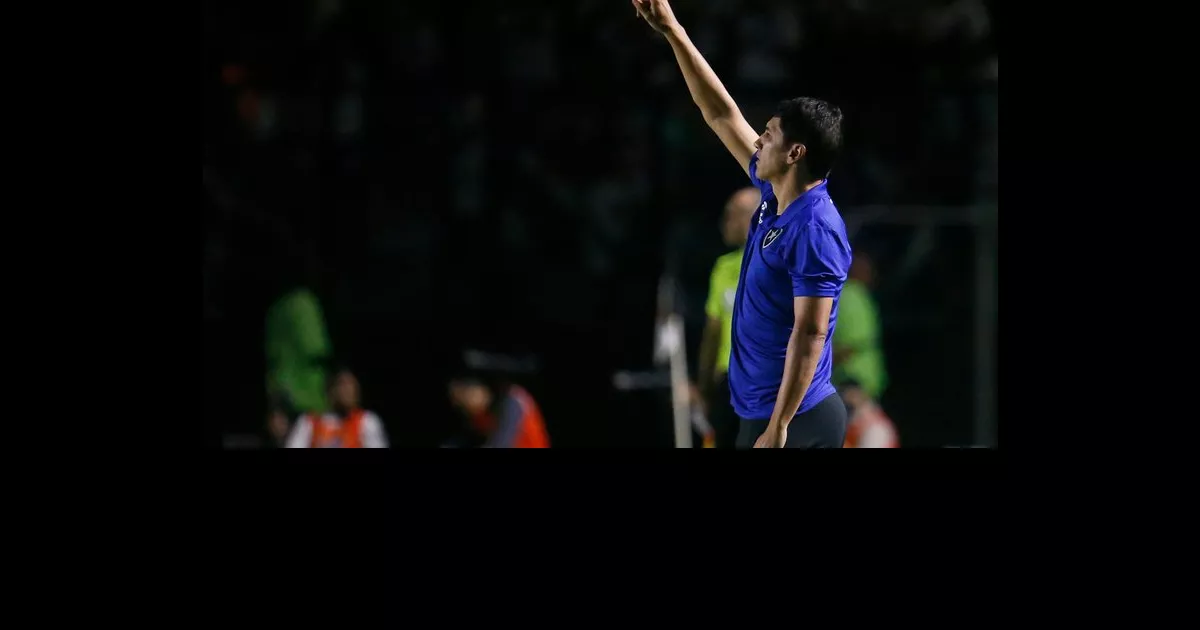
[735, 391, 848, 449]
[708, 374, 740, 449]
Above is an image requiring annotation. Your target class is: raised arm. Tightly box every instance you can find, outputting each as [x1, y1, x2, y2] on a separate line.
[633, 0, 759, 177]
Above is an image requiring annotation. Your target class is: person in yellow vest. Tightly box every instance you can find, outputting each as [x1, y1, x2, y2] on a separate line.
[285, 368, 389, 448]
[693, 187, 760, 449]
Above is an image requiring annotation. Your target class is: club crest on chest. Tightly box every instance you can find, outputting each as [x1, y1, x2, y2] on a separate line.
[762, 227, 783, 249]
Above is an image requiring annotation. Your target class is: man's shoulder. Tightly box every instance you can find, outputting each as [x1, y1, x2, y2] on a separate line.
[786, 215, 846, 244]
[794, 207, 850, 253]
[807, 195, 847, 233]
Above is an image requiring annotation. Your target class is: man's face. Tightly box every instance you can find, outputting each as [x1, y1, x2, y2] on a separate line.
[752, 117, 802, 181]
[330, 371, 360, 410]
[448, 380, 490, 414]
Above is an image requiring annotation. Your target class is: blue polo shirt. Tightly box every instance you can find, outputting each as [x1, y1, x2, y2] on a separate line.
[727, 153, 852, 420]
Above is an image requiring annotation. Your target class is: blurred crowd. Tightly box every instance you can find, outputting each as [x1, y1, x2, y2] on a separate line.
[205, 0, 996, 447]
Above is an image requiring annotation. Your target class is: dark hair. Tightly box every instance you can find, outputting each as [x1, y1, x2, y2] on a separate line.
[774, 97, 843, 180]
[450, 371, 510, 400]
[449, 349, 520, 418]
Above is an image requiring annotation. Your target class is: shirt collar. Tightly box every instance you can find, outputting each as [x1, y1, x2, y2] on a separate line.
[778, 179, 829, 222]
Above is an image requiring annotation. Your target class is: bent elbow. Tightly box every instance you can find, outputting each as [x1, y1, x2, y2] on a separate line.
[703, 109, 734, 128]
[798, 327, 829, 347]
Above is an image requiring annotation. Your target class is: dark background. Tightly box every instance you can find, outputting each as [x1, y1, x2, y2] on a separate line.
[204, 0, 998, 448]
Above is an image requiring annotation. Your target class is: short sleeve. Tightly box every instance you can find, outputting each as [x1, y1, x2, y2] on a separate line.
[788, 224, 851, 298]
[285, 416, 313, 448]
[704, 261, 723, 320]
[360, 412, 389, 448]
[747, 152, 773, 198]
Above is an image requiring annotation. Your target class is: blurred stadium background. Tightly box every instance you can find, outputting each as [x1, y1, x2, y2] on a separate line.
[205, 0, 997, 448]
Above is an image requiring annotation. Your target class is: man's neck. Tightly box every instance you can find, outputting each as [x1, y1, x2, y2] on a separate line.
[769, 173, 825, 215]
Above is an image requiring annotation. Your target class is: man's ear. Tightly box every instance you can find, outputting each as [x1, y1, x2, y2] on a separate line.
[787, 143, 807, 164]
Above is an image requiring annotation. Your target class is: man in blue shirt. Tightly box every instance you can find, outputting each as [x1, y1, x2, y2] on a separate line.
[634, 0, 852, 448]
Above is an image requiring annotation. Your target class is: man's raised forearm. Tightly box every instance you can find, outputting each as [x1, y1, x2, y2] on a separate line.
[663, 25, 740, 123]
[768, 330, 827, 428]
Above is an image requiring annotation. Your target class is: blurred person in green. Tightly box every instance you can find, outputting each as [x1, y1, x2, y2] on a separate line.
[832, 251, 887, 399]
[693, 187, 760, 448]
[264, 254, 333, 446]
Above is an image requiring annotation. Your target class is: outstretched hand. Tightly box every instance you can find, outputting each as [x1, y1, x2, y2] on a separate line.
[632, 0, 679, 35]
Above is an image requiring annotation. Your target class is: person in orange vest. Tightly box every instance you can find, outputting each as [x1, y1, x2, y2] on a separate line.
[447, 374, 550, 449]
[840, 380, 899, 448]
[285, 368, 389, 448]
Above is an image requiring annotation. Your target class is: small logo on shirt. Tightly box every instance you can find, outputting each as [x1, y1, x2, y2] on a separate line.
[758, 201, 767, 224]
[762, 227, 783, 249]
